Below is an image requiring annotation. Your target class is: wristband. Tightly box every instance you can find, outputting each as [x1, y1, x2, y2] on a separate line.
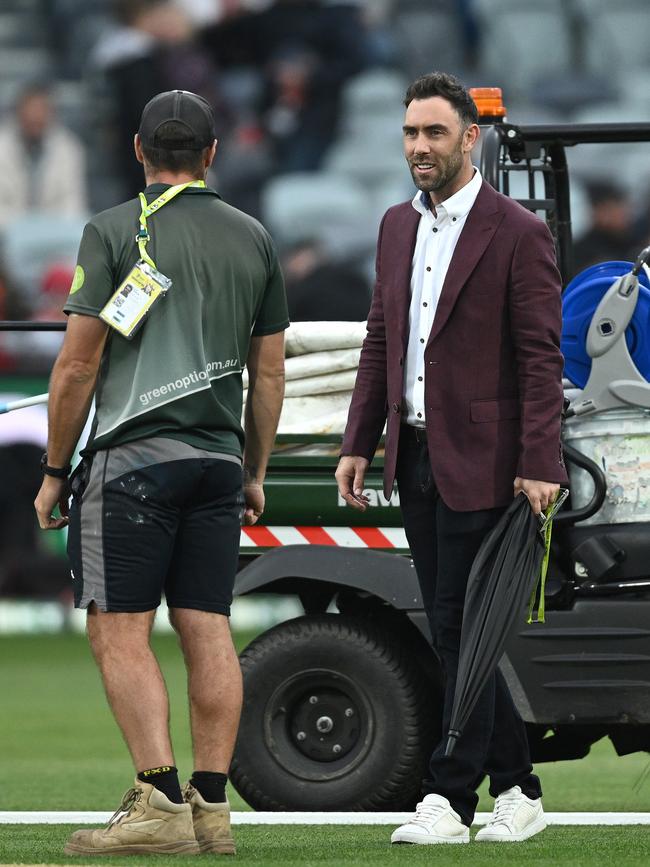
[40, 453, 71, 479]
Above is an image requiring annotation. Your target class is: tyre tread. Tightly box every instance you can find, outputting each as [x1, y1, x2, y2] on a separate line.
[231, 614, 437, 811]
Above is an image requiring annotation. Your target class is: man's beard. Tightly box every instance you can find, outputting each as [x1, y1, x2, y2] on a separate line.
[409, 147, 464, 194]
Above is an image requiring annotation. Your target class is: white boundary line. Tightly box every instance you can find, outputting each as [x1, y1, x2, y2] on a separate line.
[2, 811, 650, 826]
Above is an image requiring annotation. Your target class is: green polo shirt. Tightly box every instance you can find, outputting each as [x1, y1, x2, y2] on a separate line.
[64, 183, 289, 457]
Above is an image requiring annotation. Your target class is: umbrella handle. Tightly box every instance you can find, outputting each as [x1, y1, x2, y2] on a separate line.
[444, 730, 461, 758]
[538, 487, 570, 534]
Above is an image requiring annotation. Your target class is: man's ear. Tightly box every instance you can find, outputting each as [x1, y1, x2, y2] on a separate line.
[205, 139, 218, 169]
[134, 133, 144, 165]
[464, 123, 480, 153]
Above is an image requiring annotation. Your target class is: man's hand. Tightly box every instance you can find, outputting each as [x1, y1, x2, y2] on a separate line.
[34, 476, 70, 530]
[243, 482, 264, 525]
[514, 477, 559, 516]
[243, 330, 284, 527]
[335, 456, 370, 511]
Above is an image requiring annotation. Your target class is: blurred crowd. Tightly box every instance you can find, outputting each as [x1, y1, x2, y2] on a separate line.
[1, 0, 650, 601]
[0, 0, 649, 376]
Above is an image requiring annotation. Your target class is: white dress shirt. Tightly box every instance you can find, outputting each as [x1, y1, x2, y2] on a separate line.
[403, 168, 483, 426]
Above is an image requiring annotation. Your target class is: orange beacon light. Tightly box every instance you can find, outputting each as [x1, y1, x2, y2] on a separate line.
[469, 87, 507, 123]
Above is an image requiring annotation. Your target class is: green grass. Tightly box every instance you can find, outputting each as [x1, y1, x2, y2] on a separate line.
[0, 633, 649, 814]
[2, 825, 650, 866]
[0, 632, 256, 812]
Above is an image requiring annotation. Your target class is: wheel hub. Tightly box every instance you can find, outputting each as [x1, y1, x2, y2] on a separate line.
[290, 689, 360, 761]
[264, 668, 373, 781]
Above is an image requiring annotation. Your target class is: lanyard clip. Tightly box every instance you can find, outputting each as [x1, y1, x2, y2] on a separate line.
[135, 228, 150, 243]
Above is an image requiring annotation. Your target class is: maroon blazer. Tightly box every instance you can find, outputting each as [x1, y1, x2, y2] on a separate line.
[341, 181, 569, 511]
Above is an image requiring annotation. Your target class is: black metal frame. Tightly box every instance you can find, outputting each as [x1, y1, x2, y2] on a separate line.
[0, 322, 65, 331]
[479, 122, 650, 285]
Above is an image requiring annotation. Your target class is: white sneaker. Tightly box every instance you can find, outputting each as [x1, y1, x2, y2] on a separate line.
[475, 785, 547, 842]
[390, 794, 470, 845]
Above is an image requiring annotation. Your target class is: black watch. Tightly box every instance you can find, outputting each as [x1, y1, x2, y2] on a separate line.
[40, 453, 72, 479]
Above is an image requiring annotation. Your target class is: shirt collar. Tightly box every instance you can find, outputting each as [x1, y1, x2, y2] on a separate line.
[411, 168, 482, 220]
[144, 182, 221, 199]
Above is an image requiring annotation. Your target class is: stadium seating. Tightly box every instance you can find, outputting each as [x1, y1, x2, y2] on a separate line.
[473, 0, 573, 96]
[573, 0, 650, 79]
[340, 69, 408, 124]
[261, 172, 377, 261]
[568, 103, 650, 196]
[2, 214, 88, 306]
[392, 2, 466, 81]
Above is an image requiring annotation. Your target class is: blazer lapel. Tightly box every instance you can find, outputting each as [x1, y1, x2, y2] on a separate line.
[427, 182, 504, 347]
[388, 205, 419, 347]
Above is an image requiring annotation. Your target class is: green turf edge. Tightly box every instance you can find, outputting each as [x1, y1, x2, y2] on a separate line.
[1, 825, 650, 867]
[3, 635, 650, 814]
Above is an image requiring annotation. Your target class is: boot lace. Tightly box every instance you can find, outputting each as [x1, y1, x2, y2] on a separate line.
[107, 787, 142, 828]
[181, 782, 196, 801]
[488, 790, 520, 827]
[408, 799, 447, 829]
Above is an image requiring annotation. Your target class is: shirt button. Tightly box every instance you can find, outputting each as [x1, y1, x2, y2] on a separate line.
[423, 302, 428, 307]
[417, 412, 422, 418]
[418, 376, 423, 382]
[419, 338, 425, 344]
[452, 217, 457, 222]
[432, 227, 438, 233]
[426, 266, 431, 272]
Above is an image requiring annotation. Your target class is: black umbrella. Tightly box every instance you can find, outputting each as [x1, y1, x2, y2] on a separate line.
[445, 489, 568, 757]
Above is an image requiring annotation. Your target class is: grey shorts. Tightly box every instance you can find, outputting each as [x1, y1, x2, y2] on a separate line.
[67, 437, 243, 614]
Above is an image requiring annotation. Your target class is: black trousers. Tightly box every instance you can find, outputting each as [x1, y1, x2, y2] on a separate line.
[395, 427, 541, 826]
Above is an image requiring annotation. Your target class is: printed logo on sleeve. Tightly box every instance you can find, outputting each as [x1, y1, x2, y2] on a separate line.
[69, 265, 85, 295]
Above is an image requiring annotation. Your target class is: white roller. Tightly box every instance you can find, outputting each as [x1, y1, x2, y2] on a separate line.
[285, 321, 366, 357]
[282, 370, 357, 398]
[243, 348, 361, 391]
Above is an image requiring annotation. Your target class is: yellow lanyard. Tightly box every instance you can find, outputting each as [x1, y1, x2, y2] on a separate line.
[136, 180, 206, 268]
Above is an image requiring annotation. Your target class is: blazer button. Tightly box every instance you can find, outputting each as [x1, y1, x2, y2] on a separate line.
[392, 402, 400, 413]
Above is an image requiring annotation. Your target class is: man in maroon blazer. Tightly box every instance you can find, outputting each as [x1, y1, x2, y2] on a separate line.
[336, 72, 568, 845]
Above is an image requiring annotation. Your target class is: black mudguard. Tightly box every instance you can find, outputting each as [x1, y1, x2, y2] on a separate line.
[235, 545, 422, 611]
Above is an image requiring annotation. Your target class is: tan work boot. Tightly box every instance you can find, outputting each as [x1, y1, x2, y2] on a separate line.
[64, 779, 200, 856]
[183, 782, 236, 854]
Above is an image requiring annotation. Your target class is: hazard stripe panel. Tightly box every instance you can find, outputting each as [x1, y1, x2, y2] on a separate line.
[352, 527, 393, 548]
[243, 526, 283, 547]
[298, 527, 337, 546]
[241, 526, 409, 550]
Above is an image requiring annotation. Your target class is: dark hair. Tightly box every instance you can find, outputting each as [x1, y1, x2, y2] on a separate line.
[140, 121, 209, 175]
[404, 72, 478, 128]
[113, 0, 164, 26]
[585, 180, 627, 207]
[16, 81, 51, 106]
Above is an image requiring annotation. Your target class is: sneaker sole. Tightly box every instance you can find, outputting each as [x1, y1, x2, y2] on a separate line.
[64, 840, 201, 856]
[199, 837, 236, 855]
[391, 832, 470, 845]
[475, 817, 547, 843]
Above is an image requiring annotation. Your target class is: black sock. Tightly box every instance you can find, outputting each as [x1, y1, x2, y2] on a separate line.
[137, 766, 183, 804]
[190, 770, 228, 803]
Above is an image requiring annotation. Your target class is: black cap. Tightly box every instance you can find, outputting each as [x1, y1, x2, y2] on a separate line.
[138, 90, 215, 150]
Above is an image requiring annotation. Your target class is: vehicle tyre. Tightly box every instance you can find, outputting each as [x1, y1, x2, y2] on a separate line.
[230, 614, 439, 811]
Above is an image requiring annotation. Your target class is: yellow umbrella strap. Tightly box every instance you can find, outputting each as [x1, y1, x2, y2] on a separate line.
[527, 512, 553, 624]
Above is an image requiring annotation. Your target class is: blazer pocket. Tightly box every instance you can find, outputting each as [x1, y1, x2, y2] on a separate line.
[470, 397, 520, 423]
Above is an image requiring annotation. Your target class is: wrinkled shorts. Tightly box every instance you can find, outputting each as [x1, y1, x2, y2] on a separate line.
[67, 436, 243, 614]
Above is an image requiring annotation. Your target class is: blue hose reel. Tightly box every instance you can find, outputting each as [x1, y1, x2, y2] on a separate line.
[561, 261, 650, 388]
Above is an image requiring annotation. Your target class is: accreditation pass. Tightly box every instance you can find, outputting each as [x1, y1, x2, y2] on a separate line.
[100, 260, 172, 339]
